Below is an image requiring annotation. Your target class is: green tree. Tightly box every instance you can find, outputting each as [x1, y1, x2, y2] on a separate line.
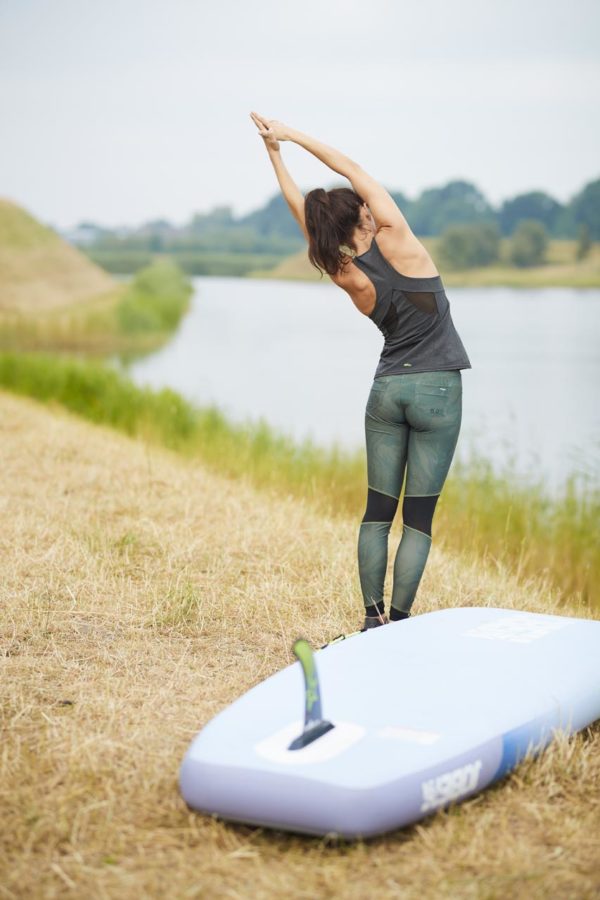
[237, 193, 305, 239]
[569, 179, 600, 240]
[410, 180, 496, 236]
[576, 223, 592, 261]
[498, 191, 563, 236]
[437, 222, 500, 269]
[509, 219, 548, 267]
[188, 206, 234, 234]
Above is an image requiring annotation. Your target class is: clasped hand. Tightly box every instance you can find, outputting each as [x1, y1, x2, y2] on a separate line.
[249, 111, 289, 150]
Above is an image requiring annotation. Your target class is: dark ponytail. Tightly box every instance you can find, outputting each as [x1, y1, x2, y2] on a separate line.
[304, 187, 365, 278]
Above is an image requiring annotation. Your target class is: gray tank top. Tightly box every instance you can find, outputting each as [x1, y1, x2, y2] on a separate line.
[349, 235, 472, 377]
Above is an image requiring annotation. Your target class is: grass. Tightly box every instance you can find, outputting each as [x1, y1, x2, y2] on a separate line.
[0, 351, 597, 612]
[0, 259, 193, 354]
[0, 198, 58, 249]
[441, 453, 599, 608]
[0, 389, 598, 899]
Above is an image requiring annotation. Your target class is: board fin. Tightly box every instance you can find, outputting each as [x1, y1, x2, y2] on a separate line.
[288, 638, 335, 751]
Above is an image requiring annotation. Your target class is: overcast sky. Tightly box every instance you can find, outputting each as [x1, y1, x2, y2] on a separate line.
[1, 0, 599, 229]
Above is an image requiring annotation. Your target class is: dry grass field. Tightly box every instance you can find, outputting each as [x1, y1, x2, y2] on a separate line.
[1, 390, 599, 900]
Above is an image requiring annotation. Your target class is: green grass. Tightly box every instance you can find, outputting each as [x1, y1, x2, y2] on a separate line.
[441, 453, 598, 605]
[0, 351, 597, 611]
[0, 352, 197, 448]
[116, 259, 192, 334]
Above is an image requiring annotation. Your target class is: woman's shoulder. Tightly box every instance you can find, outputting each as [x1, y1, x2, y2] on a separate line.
[374, 227, 440, 279]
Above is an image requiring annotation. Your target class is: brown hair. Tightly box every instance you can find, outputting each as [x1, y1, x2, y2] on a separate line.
[304, 187, 365, 277]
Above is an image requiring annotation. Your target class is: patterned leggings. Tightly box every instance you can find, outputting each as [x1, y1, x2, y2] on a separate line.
[358, 370, 463, 615]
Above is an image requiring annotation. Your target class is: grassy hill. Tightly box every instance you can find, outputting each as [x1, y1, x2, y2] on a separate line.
[0, 199, 193, 354]
[0, 198, 116, 312]
[1, 390, 599, 898]
[248, 238, 600, 288]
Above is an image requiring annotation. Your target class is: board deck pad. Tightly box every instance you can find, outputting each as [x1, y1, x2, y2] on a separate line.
[179, 607, 600, 838]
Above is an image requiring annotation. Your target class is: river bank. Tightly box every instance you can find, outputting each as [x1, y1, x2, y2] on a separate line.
[0, 353, 597, 610]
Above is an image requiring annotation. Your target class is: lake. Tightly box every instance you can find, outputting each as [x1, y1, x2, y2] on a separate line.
[120, 276, 600, 494]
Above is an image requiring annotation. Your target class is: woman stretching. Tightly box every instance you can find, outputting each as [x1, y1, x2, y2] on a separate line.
[250, 112, 471, 631]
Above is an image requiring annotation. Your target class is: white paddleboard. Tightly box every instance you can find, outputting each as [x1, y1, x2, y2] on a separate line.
[180, 607, 600, 838]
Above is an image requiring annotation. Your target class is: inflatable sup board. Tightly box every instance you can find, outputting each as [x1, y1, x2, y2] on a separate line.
[180, 607, 600, 838]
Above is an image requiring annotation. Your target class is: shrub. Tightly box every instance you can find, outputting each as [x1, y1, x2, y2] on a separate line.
[116, 259, 192, 335]
[509, 219, 549, 267]
[437, 222, 500, 269]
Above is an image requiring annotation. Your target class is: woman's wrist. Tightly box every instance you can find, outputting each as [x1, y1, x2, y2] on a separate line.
[285, 126, 301, 144]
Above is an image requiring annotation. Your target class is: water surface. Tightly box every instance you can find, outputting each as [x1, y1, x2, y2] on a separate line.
[122, 276, 600, 493]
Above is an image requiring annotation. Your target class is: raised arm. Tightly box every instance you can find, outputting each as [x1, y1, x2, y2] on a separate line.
[301, 137, 412, 235]
[285, 123, 430, 262]
[250, 112, 308, 241]
[250, 113, 424, 260]
[258, 117, 414, 238]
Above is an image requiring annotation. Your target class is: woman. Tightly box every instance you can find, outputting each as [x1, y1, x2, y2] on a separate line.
[250, 112, 471, 631]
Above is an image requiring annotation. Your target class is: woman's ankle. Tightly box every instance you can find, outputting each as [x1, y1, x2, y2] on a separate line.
[389, 607, 410, 621]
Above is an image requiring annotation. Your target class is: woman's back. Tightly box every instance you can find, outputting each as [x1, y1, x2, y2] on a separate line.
[346, 233, 472, 377]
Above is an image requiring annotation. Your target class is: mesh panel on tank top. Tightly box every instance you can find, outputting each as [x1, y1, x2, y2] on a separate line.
[401, 290, 437, 316]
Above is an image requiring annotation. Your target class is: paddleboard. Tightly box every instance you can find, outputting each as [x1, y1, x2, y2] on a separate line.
[180, 607, 600, 838]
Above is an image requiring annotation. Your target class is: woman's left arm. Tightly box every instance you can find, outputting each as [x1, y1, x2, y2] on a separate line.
[267, 146, 309, 241]
[250, 112, 309, 240]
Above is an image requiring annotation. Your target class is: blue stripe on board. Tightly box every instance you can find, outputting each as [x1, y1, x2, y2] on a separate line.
[495, 717, 556, 780]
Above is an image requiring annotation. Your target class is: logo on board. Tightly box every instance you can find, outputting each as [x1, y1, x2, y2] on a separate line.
[464, 615, 571, 644]
[420, 759, 483, 813]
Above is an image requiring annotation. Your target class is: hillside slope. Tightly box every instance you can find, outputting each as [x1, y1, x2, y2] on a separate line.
[0, 197, 116, 312]
[0, 391, 598, 898]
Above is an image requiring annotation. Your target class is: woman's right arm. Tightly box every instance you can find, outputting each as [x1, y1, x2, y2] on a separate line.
[251, 114, 426, 258]
[348, 164, 437, 271]
[284, 124, 419, 244]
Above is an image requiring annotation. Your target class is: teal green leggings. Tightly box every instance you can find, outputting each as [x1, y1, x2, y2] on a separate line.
[358, 370, 462, 616]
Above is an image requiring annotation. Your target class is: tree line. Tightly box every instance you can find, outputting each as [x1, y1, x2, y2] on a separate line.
[72, 176, 599, 273]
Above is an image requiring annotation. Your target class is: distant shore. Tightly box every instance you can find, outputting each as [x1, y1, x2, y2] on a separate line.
[82, 238, 600, 287]
[247, 238, 600, 289]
